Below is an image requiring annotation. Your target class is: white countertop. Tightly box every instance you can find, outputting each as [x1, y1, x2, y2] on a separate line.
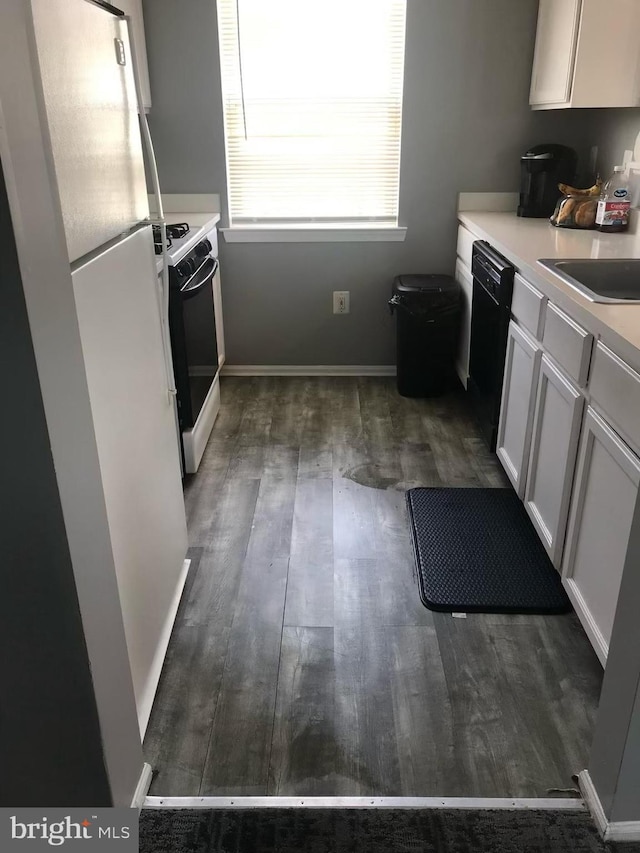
[155, 211, 221, 273]
[458, 211, 640, 373]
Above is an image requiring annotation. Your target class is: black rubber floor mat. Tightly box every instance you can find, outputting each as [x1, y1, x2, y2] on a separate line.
[140, 808, 612, 853]
[406, 487, 571, 614]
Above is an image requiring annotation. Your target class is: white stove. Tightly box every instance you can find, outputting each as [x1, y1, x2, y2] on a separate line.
[157, 214, 223, 475]
[153, 213, 221, 272]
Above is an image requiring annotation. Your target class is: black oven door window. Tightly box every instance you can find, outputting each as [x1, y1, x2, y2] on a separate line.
[169, 257, 219, 430]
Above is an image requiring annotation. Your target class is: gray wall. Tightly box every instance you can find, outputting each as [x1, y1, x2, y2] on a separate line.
[144, 0, 596, 366]
[143, 0, 227, 197]
[0, 166, 111, 807]
[589, 108, 640, 207]
[590, 108, 640, 176]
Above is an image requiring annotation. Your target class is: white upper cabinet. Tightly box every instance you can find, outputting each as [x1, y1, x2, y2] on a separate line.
[530, 0, 640, 110]
[529, 0, 581, 107]
[117, 0, 152, 111]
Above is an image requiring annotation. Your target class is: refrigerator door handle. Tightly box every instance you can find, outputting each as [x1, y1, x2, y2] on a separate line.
[124, 14, 177, 401]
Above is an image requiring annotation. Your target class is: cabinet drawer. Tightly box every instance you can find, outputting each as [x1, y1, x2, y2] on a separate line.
[456, 224, 476, 270]
[512, 274, 546, 340]
[590, 342, 640, 456]
[542, 301, 593, 386]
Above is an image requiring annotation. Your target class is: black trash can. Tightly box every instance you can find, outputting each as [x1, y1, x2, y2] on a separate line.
[389, 274, 461, 397]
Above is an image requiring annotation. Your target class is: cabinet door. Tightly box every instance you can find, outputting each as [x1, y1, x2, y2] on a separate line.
[496, 321, 541, 498]
[529, 0, 581, 106]
[570, 0, 640, 108]
[118, 0, 152, 110]
[456, 225, 475, 270]
[562, 408, 640, 666]
[454, 259, 472, 388]
[525, 355, 583, 567]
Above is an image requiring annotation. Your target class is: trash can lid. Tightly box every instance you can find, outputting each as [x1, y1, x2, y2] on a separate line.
[394, 274, 457, 294]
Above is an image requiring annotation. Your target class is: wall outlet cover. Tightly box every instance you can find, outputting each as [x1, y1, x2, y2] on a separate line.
[333, 291, 350, 314]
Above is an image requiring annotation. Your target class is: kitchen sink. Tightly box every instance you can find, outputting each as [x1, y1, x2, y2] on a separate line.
[538, 259, 640, 303]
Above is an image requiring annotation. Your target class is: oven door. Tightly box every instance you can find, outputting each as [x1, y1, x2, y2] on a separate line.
[169, 256, 219, 432]
[468, 276, 509, 450]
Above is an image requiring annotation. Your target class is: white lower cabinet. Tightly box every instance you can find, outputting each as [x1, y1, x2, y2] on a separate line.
[497, 321, 541, 497]
[479, 254, 640, 667]
[524, 354, 584, 568]
[562, 408, 640, 665]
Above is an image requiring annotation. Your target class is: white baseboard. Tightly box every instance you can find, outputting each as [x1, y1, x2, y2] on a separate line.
[137, 559, 191, 738]
[578, 770, 640, 841]
[578, 770, 608, 837]
[131, 763, 153, 810]
[144, 795, 585, 810]
[607, 822, 640, 842]
[221, 365, 397, 377]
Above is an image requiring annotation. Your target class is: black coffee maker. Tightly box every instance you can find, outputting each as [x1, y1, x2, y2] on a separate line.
[517, 144, 578, 218]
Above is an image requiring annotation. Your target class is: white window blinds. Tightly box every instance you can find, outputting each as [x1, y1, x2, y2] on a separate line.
[217, 0, 407, 226]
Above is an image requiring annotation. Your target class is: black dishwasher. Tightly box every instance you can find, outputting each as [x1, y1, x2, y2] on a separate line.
[467, 240, 514, 451]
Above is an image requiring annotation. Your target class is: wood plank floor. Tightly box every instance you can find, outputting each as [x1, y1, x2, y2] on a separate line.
[144, 377, 603, 797]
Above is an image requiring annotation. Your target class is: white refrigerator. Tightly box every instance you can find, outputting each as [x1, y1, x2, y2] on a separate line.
[30, 0, 189, 736]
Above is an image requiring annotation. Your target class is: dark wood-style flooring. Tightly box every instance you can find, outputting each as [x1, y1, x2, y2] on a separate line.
[144, 377, 603, 797]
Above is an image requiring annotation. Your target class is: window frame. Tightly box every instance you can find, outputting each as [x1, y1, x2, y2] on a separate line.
[217, 0, 408, 242]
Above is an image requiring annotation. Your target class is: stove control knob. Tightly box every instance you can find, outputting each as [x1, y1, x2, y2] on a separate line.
[177, 258, 195, 278]
[194, 239, 212, 258]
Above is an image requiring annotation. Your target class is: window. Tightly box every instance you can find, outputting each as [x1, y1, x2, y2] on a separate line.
[217, 0, 407, 231]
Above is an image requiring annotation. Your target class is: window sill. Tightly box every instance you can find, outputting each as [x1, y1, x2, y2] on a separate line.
[221, 224, 408, 243]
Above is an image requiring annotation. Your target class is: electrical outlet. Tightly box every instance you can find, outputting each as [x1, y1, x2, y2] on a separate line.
[333, 291, 350, 314]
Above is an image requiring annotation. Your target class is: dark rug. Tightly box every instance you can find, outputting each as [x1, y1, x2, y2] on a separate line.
[138, 808, 636, 853]
[406, 487, 571, 613]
